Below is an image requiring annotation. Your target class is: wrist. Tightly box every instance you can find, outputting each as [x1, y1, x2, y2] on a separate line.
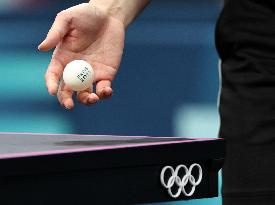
[90, 0, 127, 27]
[90, 0, 150, 28]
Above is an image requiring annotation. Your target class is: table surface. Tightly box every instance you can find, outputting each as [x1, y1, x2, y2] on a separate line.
[0, 132, 220, 159]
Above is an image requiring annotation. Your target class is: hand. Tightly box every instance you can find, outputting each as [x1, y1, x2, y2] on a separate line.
[38, 3, 125, 109]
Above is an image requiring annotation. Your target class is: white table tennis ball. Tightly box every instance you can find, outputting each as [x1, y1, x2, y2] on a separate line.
[63, 60, 94, 91]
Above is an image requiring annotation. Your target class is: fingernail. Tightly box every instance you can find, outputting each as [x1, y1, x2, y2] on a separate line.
[38, 40, 46, 50]
[48, 90, 57, 96]
[38, 43, 42, 50]
[87, 98, 98, 105]
[64, 105, 73, 110]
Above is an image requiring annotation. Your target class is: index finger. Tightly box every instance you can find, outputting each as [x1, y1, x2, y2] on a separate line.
[38, 11, 70, 51]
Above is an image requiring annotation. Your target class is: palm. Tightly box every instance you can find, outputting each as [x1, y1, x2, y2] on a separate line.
[39, 3, 125, 108]
[55, 10, 125, 82]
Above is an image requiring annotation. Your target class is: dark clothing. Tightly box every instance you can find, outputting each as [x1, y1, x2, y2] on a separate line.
[216, 0, 275, 204]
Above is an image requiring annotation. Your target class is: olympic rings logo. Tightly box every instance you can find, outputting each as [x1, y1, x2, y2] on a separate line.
[160, 163, 203, 198]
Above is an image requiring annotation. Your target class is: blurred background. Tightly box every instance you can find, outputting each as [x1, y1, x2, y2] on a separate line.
[0, 0, 222, 204]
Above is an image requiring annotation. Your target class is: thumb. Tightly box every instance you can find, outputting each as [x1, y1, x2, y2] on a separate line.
[38, 11, 70, 51]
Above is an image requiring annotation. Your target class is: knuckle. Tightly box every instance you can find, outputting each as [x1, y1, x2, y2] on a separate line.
[56, 10, 70, 22]
[56, 11, 65, 19]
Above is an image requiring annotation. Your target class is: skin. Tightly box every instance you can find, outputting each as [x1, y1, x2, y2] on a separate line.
[38, 1, 150, 109]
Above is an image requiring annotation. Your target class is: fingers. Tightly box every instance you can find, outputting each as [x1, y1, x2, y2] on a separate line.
[45, 59, 64, 95]
[57, 79, 113, 108]
[57, 80, 74, 109]
[38, 11, 71, 51]
[75, 79, 113, 106]
[57, 79, 114, 108]
[96, 80, 113, 99]
[77, 87, 99, 106]
[76, 79, 113, 106]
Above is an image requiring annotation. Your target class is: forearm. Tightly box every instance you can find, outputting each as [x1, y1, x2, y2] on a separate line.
[90, 0, 150, 27]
